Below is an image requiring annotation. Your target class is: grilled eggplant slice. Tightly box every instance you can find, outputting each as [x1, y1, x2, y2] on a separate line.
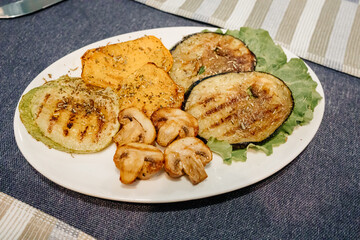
[169, 32, 256, 91]
[183, 72, 294, 146]
[19, 75, 120, 153]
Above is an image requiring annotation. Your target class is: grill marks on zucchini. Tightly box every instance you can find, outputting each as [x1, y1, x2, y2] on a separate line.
[169, 32, 256, 91]
[183, 72, 294, 146]
[35, 93, 108, 143]
[19, 76, 120, 153]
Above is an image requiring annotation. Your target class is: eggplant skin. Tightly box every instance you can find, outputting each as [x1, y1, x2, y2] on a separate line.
[169, 32, 256, 91]
[183, 72, 294, 146]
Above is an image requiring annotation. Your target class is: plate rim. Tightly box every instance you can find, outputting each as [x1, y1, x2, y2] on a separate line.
[13, 26, 325, 203]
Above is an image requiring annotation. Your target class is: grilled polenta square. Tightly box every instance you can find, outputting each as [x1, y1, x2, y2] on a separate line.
[81, 35, 173, 89]
[116, 63, 184, 117]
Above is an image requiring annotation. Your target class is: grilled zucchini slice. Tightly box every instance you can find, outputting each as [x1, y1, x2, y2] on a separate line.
[183, 72, 294, 146]
[169, 32, 256, 91]
[19, 76, 120, 153]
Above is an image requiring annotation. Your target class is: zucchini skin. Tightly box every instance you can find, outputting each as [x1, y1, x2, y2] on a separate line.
[169, 32, 256, 91]
[182, 72, 294, 148]
[19, 76, 120, 153]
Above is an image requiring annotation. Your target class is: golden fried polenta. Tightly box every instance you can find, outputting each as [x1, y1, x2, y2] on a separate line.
[81, 35, 173, 89]
[116, 63, 184, 117]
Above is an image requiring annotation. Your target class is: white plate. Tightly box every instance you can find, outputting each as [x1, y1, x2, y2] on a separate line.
[14, 27, 325, 203]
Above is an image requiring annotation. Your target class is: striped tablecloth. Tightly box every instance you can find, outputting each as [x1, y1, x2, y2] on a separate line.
[0, 192, 95, 240]
[136, 0, 360, 78]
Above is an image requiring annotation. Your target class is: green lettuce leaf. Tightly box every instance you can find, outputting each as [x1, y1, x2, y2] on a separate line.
[226, 28, 287, 73]
[206, 27, 322, 163]
[207, 137, 233, 161]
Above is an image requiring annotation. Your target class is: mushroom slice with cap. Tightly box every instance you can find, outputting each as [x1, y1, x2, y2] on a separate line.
[151, 108, 199, 147]
[164, 137, 212, 184]
[113, 107, 156, 146]
[113, 143, 164, 184]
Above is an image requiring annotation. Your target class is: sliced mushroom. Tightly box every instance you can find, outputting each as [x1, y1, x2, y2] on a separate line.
[113, 107, 156, 146]
[151, 108, 199, 147]
[138, 155, 164, 180]
[164, 137, 212, 184]
[181, 155, 207, 185]
[113, 143, 164, 184]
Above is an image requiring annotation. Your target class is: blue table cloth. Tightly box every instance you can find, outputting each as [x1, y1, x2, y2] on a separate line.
[0, 0, 359, 239]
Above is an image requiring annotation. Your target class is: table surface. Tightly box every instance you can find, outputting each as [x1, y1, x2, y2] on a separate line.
[1, 0, 359, 239]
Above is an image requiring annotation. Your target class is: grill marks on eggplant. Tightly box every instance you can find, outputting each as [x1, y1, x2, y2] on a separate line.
[202, 96, 242, 117]
[169, 32, 256, 91]
[183, 72, 294, 145]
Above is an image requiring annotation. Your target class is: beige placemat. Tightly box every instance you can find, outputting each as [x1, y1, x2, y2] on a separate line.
[0, 192, 95, 240]
[136, 0, 360, 78]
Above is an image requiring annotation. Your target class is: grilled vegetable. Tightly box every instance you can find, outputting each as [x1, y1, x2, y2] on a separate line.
[169, 32, 256, 91]
[115, 63, 184, 117]
[113, 143, 164, 184]
[151, 108, 199, 147]
[113, 107, 156, 147]
[164, 137, 212, 185]
[183, 72, 294, 147]
[19, 75, 120, 153]
[81, 35, 173, 89]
